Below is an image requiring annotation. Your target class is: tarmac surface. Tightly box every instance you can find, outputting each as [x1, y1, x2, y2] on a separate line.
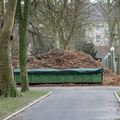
[10, 86, 120, 120]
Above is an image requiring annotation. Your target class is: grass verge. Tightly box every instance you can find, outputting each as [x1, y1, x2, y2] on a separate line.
[117, 92, 120, 98]
[0, 91, 49, 120]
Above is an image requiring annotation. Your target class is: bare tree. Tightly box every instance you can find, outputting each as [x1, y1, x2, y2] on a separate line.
[115, 0, 120, 74]
[29, 0, 90, 50]
[98, 0, 119, 73]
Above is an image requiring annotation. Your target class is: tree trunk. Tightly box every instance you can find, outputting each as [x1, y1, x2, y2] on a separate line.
[116, 0, 120, 75]
[0, 0, 4, 19]
[0, 0, 5, 29]
[17, 0, 30, 92]
[0, 0, 21, 97]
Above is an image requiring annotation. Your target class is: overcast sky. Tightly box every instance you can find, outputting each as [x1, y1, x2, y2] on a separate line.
[90, 0, 98, 3]
[90, 0, 107, 3]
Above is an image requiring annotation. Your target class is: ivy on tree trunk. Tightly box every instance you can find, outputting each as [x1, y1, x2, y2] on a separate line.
[17, 0, 30, 92]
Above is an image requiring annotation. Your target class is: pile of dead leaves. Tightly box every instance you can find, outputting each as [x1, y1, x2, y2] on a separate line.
[12, 48, 120, 86]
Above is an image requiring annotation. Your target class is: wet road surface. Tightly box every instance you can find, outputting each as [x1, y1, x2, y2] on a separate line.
[10, 86, 120, 120]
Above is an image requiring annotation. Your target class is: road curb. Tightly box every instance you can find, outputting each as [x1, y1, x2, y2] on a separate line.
[114, 92, 120, 103]
[3, 91, 52, 120]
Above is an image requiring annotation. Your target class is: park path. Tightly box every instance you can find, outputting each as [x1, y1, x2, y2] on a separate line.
[10, 86, 120, 120]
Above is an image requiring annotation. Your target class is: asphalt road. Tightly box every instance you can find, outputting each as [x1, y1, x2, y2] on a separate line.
[10, 86, 120, 120]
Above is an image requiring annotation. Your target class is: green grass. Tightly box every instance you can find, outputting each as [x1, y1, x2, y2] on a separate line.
[0, 91, 49, 120]
[117, 92, 120, 98]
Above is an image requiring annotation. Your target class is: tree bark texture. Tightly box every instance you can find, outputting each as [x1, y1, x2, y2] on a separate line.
[17, 0, 30, 92]
[0, 0, 5, 29]
[116, 0, 120, 75]
[0, 0, 21, 97]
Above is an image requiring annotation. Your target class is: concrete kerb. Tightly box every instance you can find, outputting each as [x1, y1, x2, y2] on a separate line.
[3, 91, 52, 120]
[114, 92, 120, 103]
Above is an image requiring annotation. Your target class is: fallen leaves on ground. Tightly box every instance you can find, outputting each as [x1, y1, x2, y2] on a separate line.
[12, 49, 120, 86]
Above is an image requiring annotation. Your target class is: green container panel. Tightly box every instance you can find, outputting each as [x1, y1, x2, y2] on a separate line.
[14, 75, 20, 83]
[59, 75, 66, 82]
[41, 75, 49, 83]
[49, 75, 58, 83]
[83, 75, 92, 82]
[28, 75, 33, 83]
[65, 75, 75, 82]
[14, 73, 102, 83]
[39, 76, 42, 83]
[33, 75, 40, 83]
[92, 74, 102, 82]
[75, 75, 83, 82]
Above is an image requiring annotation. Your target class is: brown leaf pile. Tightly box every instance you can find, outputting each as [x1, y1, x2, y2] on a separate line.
[12, 48, 120, 86]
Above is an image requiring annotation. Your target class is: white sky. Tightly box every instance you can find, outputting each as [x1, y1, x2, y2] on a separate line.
[90, 0, 107, 3]
[90, 0, 98, 3]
